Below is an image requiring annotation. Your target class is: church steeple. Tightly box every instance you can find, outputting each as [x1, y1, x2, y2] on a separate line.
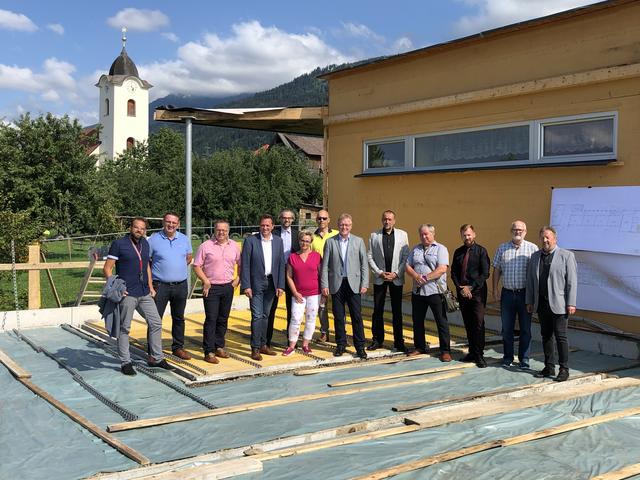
[108, 28, 140, 77]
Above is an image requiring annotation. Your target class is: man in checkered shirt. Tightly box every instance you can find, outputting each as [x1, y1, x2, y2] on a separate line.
[492, 220, 538, 368]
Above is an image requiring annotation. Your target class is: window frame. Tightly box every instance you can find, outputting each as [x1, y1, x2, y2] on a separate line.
[361, 111, 618, 175]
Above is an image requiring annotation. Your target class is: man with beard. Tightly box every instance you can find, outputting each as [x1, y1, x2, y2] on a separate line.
[492, 220, 538, 368]
[451, 224, 490, 368]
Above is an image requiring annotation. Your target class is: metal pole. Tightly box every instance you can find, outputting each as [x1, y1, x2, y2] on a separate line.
[185, 117, 193, 292]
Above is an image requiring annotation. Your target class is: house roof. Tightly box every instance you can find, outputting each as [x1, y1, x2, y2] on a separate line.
[154, 106, 326, 136]
[275, 133, 323, 156]
[319, 0, 635, 80]
[109, 47, 139, 77]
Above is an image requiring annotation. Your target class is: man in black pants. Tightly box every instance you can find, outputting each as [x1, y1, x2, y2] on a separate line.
[526, 226, 577, 382]
[451, 224, 490, 368]
[405, 224, 452, 362]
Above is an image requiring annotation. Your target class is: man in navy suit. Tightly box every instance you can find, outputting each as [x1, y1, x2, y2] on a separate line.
[241, 214, 286, 361]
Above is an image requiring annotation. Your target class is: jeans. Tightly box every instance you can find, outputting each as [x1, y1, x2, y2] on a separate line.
[289, 294, 320, 342]
[500, 288, 531, 364]
[538, 300, 569, 370]
[153, 280, 188, 352]
[318, 293, 330, 334]
[411, 293, 450, 353]
[202, 282, 234, 354]
[267, 282, 292, 346]
[371, 282, 405, 349]
[118, 294, 164, 365]
[332, 279, 365, 350]
[249, 277, 276, 349]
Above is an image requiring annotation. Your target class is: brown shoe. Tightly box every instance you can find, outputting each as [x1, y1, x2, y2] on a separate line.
[319, 332, 329, 343]
[439, 352, 452, 362]
[173, 348, 192, 360]
[406, 349, 424, 357]
[259, 346, 277, 356]
[204, 353, 219, 364]
[251, 349, 263, 361]
[215, 348, 230, 359]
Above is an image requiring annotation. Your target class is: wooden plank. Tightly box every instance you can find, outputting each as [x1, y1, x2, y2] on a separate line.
[0, 260, 105, 271]
[592, 463, 640, 480]
[136, 458, 263, 479]
[40, 251, 62, 308]
[351, 406, 640, 480]
[0, 348, 31, 378]
[17, 376, 149, 465]
[107, 371, 463, 433]
[328, 363, 475, 387]
[325, 62, 640, 126]
[294, 354, 425, 376]
[28, 244, 40, 309]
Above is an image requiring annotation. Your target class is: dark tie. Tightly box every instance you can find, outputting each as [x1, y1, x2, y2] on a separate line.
[461, 248, 470, 284]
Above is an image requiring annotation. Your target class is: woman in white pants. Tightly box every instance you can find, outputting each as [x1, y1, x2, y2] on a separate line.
[283, 231, 322, 355]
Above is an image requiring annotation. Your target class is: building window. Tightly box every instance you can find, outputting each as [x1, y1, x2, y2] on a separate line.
[366, 140, 405, 169]
[104, 99, 110, 116]
[126, 137, 135, 150]
[540, 116, 615, 160]
[305, 212, 312, 220]
[127, 99, 136, 117]
[363, 111, 617, 174]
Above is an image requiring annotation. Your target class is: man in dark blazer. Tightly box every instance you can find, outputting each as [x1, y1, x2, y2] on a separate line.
[526, 226, 577, 382]
[321, 213, 369, 359]
[451, 224, 490, 368]
[267, 208, 300, 347]
[240, 214, 286, 361]
[367, 210, 410, 352]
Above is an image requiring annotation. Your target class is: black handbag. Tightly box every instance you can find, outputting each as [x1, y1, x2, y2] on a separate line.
[437, 282, 460, 313]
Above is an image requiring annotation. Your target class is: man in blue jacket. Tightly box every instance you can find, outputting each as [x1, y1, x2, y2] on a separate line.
[241, 214, 286, 361]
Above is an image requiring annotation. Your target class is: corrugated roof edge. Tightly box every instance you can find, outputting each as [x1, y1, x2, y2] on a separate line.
[318, 0, 634, 80]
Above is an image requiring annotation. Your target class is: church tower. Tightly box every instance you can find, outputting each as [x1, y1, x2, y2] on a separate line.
[95, 28, 152, 162]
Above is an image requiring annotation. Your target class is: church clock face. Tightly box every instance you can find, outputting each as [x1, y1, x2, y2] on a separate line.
[125, 80, 138, 94]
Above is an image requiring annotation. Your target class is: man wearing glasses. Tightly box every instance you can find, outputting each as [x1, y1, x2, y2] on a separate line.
[492, 220, 539, 368]
[267, 209, 300, 347]
[311, 209, 338, 342]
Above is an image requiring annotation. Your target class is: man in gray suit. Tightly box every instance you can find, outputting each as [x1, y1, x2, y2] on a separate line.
[241, 214, 286, 361]
[367, 210, 409, 352]
[526, 226, 577, 382]
[321, 213, 369, 359]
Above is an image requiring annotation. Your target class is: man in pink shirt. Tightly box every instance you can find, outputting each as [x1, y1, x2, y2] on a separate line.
[193, 220, 241, 364]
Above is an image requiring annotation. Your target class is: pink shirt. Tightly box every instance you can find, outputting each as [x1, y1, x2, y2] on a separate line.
[288, 251, 321, 296]
[194, 239, 241, 284]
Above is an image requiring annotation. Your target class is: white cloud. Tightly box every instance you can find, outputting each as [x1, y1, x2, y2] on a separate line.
[341, 22, 385, 43]
[0, 58, 78, 103]
[47, 23, 64, 35]
[161, 32, 179, 42]
[454, 0, 598, 35]
[107, 8, 169, 32]
[140, 20, 352, 100]
[0, 9, 37, 32]
[391, 36, 414, 54]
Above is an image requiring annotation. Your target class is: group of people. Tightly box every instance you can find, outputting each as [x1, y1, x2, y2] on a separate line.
[103, 210, 577, 383]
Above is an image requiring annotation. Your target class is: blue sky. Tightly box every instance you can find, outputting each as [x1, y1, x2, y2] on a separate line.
[0, 0, 597, 125]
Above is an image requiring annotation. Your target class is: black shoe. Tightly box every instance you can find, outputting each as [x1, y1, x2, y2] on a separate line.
[555, 368, 569, 382]
[366, 341, 382, 351]
[148, 359, 173, 370]
[355, 349, 368, 360]
[391, 345, 407, 353]
[121, 363, 136, 376]
[536, 366, 556, 378]
[461, 353, 475, 363]
[333, 346, 346, 357]
[475, 356, 487, 368]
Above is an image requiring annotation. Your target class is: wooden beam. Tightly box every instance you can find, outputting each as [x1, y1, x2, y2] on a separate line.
[351, 406, 640, 480]
[324, 63, 640, 126]
[27, 244, 40, 309]
[0, 260, 105, 271]
[17, 376, 149, 465]
[107, 371, 463, 433]
[328, 363, 475, 387]
[294, 354, 424, 376]
[135, 458, 263, 480]
[0, 348, 31, 378]
[591, 463, 640, 480]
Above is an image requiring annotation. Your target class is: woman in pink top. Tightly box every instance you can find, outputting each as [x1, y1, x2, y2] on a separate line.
[282, 231, 321, 355]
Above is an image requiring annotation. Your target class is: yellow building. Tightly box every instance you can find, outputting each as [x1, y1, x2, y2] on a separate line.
[319, 0, 640, 333]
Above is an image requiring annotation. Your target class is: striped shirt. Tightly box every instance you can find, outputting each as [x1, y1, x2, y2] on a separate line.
[492, 240, 539, 290]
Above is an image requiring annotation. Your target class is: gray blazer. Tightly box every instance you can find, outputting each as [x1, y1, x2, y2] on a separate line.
[321, 234, 369, 295]
[367, 228, 410, 286]
[525, 247, 578, 314]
